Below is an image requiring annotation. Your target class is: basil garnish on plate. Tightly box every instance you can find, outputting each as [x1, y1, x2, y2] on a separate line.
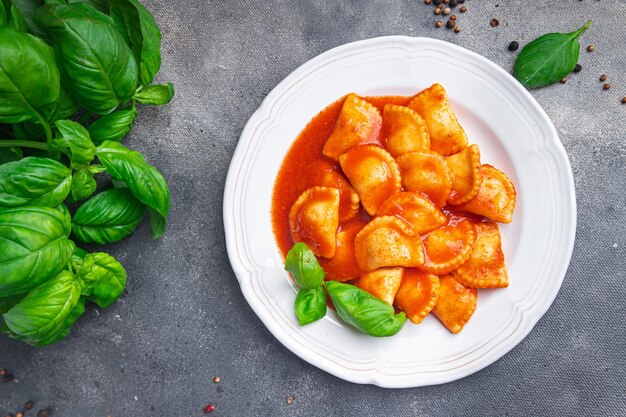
[514, 20, 591, 89]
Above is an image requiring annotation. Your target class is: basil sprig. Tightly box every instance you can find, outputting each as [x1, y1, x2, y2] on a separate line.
[0, 0, 174, 347]
[514, 20, 591, 89]
[284, 243, 327, 325]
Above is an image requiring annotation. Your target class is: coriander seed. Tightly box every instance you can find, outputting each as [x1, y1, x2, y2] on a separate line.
[213, 376, 221, 383]
[622, 97, 626, 104]
[450, 15, 457, 20]
[425, 0, 432, 4]
[443, 7, 451, 14]
[434, 7, 442, 14]
[603, 83, 610, 90]
[600, 74, 607, 82]
[287, 396, 295, 405]
[436, 21, 443, 28]
[460, 5, 467, 12]
[587, 44, 595, 52]
[454, 25, 461, 33]
[560, 77, 567, 84]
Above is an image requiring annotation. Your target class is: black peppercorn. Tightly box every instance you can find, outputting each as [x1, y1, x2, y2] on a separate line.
[446, 19, 455, 29]
[508, 41, 519, 51]
[573, 64, 582, 73]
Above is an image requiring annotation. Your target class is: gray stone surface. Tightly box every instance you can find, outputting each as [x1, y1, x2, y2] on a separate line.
[2, 1, 626, 416]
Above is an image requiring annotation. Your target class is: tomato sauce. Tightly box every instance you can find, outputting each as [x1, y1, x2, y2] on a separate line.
[271, 95, 411, 259]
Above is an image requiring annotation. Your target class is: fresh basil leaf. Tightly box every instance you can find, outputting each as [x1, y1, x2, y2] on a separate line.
[0, 2, 6, 25]
[87, 108, 137, 145]
[36, 295, 86, 345]
[284, 242, 325, 289]
[33, 3, 138, 115]
[0, 157, 72, 207]
[2, 270, 82, 346]
[0, 206, 75, 297]
[134, 83, 174, 106]
[324, 281, 406, 337]
[10, 0, 47, 39]
[53, 120, 96, 168]
[50, 86, 79, 121]
[514, 21, 592, 89]
[96, 140, 169, 238]
[295, 287, 327, 326]
[0, 27, 60, 123]
[77, 252, 126, 308]
[109, 0, 161, 85]
[70, 168, 97, 201]
[72, 188, 145, 244]
[7, 4, 28, 31]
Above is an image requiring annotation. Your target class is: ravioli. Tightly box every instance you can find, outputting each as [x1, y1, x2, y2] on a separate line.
[445, 144, 482, 205]
[454, 222, 508, 288]
[394, 270, 440, 324]
[419, 219, 476, 274]
[453, 164, 516, 223]
[377, 192, 446, 234]
[381, 104, 430, 157]
[339, 145, 402, 216]
[322, 94, 382, 160]
[407, 83, 468, 156]
[289, 186, 340, 258]
[357, 267, 404, 305]
[432, 274, 478, 334]
[396, 151, 452, 207]
[310, 160, 360, 222]
[354, 216, 424, 271]
[318, 220, 365, 282]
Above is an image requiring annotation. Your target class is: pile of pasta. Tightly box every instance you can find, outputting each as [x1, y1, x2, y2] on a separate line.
[288, 84, 517, 333]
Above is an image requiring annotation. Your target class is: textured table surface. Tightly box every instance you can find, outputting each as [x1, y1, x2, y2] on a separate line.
[2, 1, 626, 416]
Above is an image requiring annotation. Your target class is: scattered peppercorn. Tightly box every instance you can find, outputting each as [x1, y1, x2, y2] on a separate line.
[16, 412, 24, 417]
[454, 25, 461, 33]
[36, 410, 49, 417]
[287, 396, 294, 405]
[622, 97, 626, 104]
[425, 0, 432, 4]
[599, 74, 607, 82]
[433, 0, 443, 4]
[443, 0, 449, 3]
[573, 64, 582, 73]
[443, 7, 451, 14]
[603, 83, 610, 90]
[24, 402, 34, 410]
[560, 77, 567, 84]
[460, 5, 467, 12]
[508, 41, 519, 51]
[450, 14, 457, 20]
[434, 7, 442, 14]
[213, 376, 221, 383]
[435, 21, 443, 27]
[203, 404, 215, 414]
[490, 18, 500, 27]
[587, 44, 595, 52]
[450, 0, 458, 6]
[446, 19, 455, 29]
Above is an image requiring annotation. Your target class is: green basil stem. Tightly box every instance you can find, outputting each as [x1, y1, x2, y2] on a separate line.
[0, 140, 49, 151]
[79, 110, 93, 124]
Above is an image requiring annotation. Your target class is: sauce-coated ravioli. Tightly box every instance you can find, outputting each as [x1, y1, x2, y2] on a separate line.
[454, 164, 516, 223]
[377, 192, 446, 234]
[309, 160, 360, 222]
[339, 145, 401, 216]
[354, 216, 424, 272]
[454, 222, 508, 288]
[432, 275, 478, 334]
[357, 267, 403, 305]
[407, 83, 468, 156]
[394, 270, 440, 324]
[322, 94, 382, 160]
[445, 144, 482, 205]
[318, 220, 365, 282]
[381, 104, 430, 157]
[396, 151, 452, 207]
[289, 186, 340, 258]
[419, 219, 476, 274]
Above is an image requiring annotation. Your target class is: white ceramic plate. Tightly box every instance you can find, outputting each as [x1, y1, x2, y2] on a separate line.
[223, 36, 576, 388]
